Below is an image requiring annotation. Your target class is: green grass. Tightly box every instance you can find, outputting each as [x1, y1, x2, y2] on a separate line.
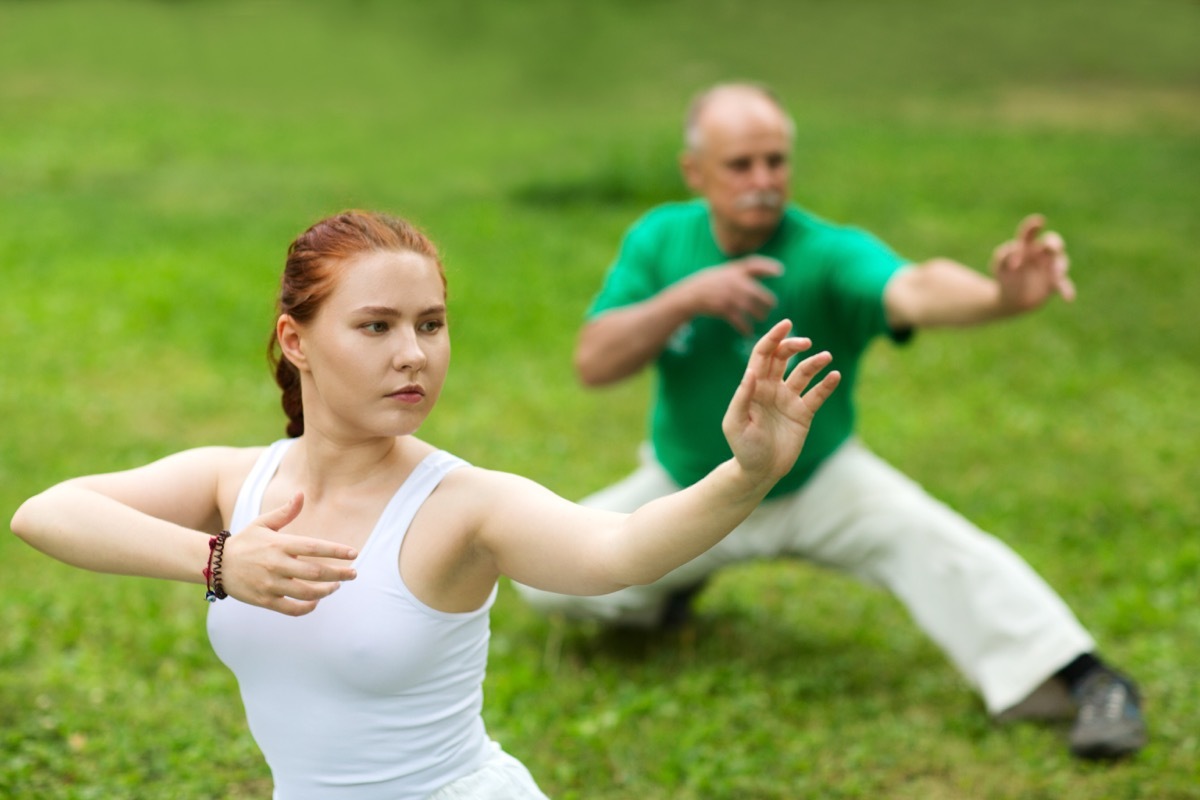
[1, 0, 1198, 797]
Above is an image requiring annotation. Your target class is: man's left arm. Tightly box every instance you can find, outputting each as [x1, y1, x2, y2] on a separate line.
[883, 214, 1075, 330]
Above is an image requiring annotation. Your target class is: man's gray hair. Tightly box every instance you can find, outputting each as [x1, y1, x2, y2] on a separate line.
[683, 82, 796, 153]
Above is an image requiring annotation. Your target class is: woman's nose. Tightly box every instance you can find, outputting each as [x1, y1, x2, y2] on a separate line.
[392, 332, 427, 371]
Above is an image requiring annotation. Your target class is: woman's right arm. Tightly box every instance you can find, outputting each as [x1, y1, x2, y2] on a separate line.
[10, 447, 357, 616]
[12, 447, 237, 579]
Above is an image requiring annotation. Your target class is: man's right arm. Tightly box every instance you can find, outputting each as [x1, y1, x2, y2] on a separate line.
[574, 288, 697, 386]
[575, 256, 783, 386]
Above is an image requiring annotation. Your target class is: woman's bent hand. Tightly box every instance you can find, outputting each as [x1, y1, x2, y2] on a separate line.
[722, 319, 840, 483]
[223, 493, 358, 617]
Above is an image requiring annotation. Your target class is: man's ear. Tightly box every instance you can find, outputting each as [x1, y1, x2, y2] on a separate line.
[276, 314, 309, 373]
[680, 151, 702, 194]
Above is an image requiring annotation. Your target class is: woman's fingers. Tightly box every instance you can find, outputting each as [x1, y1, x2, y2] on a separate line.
[785, 350, 834, 391]
[741, 321, 832, 410]
[257, 491, 304, 531]
[726, 366, 757, 426]
[224, 519, 358, 614]
[747, 319, 815, 386]
[247, 571, 345, 616]
[746, 319, 793, 375]
[262, 539, 357, 600]
[769, 337, 812, 381]
[284, 535, 357, 560]
[278, 576, 344, 602]
[267, 597, 322, 618]
[271, 555, 357, 584]
[801, 369, 841, 414]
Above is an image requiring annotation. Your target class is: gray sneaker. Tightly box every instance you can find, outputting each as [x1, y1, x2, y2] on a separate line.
[1068, 668, 1148, 760]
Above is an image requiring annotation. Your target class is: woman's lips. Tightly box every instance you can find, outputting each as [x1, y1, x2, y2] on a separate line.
[387, 386, 425, 404]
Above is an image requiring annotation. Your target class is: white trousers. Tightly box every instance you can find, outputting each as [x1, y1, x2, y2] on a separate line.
[516, 439, 1095, 715]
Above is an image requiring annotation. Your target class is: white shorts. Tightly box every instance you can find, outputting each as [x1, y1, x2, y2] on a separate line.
[427, 741, 550, 800]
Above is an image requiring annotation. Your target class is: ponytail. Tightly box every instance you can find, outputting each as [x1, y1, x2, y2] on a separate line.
[269, 342, 305, 437]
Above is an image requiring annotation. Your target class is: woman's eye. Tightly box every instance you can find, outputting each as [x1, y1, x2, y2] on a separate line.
[419, 319, 445, 333]
[364, 321, 388, 333]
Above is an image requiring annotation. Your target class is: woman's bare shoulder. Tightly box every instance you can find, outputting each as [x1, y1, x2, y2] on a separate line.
[431, 464, 562, 527]
[164, 444, 271, 476]
[172, 444, 276, 514]
[437, 463, 536, 495]
[424, 464, 511, 521]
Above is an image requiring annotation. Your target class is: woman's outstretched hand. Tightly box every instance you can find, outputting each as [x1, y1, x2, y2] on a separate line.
[722, 319, 840, 482]
[221, 493, 358, 616]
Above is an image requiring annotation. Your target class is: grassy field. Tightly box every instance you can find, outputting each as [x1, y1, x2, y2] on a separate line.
[1, 0, 1198, 797]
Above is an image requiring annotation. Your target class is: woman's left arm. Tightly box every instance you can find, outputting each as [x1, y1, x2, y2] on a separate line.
[470, 320, 840, 595]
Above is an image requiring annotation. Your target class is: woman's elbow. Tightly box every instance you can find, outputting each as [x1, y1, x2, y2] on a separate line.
[10, 486, 70, 545]
[10, 493, 45, 543]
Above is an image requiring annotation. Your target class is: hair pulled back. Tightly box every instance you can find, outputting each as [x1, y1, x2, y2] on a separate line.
[269, 210, 444, 437]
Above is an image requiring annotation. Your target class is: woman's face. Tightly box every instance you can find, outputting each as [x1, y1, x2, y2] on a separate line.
[289, 248, 449, 440]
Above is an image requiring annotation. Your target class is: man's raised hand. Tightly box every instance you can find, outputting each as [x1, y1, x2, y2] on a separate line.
[681, 256, 783, 334]
[992, 214, 1075, 312]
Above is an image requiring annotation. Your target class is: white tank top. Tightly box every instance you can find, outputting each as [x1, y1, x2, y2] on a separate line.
[207, 439, 495, 800]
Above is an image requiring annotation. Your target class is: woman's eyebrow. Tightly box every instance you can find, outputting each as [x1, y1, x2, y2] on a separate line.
[353, 303, 446, 316]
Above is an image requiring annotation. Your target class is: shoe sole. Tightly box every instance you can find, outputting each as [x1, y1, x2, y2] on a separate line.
[1070, 728, 1148, 760]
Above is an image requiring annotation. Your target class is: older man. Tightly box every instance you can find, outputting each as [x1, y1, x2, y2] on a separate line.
[517, 82, 1147, 760]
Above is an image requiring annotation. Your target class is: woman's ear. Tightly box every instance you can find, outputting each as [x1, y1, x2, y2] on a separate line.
[276, 314, 309, 372]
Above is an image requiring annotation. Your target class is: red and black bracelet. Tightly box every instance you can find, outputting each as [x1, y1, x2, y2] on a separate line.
[203, 530, 231, 602]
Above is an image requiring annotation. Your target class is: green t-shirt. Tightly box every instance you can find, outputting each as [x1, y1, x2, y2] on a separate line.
[589, 200, 910, 497]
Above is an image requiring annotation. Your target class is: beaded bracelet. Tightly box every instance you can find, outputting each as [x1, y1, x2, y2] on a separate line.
[203, 530, 231, 602]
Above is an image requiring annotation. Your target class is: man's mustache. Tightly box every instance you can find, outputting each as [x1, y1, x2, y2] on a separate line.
[734, 191, 784, 210]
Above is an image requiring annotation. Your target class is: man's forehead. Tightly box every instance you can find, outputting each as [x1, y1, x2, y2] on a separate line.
[699, 87, 781, 121]
[702, 117, 791, 158]
[698, 97, 789, 145]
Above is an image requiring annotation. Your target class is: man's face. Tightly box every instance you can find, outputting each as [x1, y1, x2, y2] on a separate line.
[682, 98, 792, 249]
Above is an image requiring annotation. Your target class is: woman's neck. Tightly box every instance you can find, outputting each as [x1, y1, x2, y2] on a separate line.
[287, 432, 418, 503]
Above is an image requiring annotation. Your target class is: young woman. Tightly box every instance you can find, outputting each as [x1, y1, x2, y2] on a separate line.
[10, 210, 840, 799]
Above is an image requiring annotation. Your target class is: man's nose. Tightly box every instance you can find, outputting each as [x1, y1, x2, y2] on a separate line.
[749, 160, 775, 188]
